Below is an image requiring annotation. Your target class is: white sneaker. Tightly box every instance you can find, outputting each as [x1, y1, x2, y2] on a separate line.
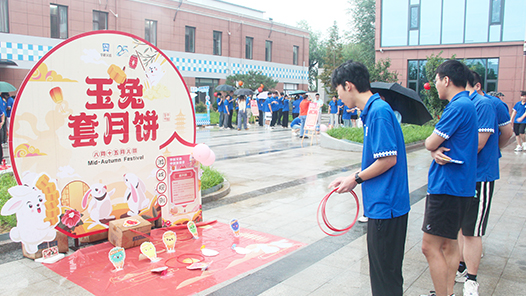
[515, 145, 523, 151]
[523, 142, 526, 150]
[463, 279, 479, 296]
[358, 216, 368, 223]
[455, 269, 467, 283]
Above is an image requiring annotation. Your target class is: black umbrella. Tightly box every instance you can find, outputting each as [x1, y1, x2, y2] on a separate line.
[288, 90, 307, 95]
[370, 82, 432, 125]
[234, 88, 254, 96]
[215, 84, 235, 92]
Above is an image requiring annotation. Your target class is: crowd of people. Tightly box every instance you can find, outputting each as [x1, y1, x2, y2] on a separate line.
[328, 59, 515, 296]
[0, 92, 14, 162]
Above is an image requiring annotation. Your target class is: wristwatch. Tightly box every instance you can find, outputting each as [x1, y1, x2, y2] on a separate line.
[355, 172, 364, 184]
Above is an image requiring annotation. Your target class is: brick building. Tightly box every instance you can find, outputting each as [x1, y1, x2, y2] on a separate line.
[0, 0, 310, 101]
[375, 0, 526, 108]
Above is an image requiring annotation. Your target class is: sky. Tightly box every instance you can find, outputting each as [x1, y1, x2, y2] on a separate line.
[225, 0, 352, 38]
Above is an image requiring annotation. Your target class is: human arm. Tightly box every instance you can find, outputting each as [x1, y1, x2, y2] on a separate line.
[328, 155, 397, 193]
[478, 132, 491, 153]
[510, 109, 517, 123]
[425, 133, 452, 165]
[498, 124, 513, 148]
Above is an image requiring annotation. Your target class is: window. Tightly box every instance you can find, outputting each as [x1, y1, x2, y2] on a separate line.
[213, 31, 222, 56]
[265, 40, 272, 62]
[195, 78, 219, 104]
[245, 37, 253, 59]
[145, 20, 157, 46]
[490, 0, 502, 24]
[293, 45, 299, 65]
[464, 58, 499, 92]
[0, 0, 8, 33]
[50, 4, 68, 39]
[409, 5, 419, 30]
[185, 26, 195, 53]
[407, 60, 427, 95]
[93, 10, 108, 31]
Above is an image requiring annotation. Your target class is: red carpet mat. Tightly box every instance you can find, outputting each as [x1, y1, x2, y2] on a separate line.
[46, 222, 305, 295]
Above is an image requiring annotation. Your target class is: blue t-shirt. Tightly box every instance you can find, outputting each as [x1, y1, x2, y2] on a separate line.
[360, 93, 410, 219]
[484, 92, 510, 127]
[342, 105, 352, 120]
[277, 97, 283, 110]
[6, 97, 13, 118]
[291, 117, 301, 127]
[513, 101, 526, 123]
[292, 99, 301, 113]
[264, 97, 273, 112]
[470, 92, 499, 182]
[216, 98, 224, 113]
[258, 99, 265, 111]
[0, 99, 6, 116]
[283, 98, 290, 112]
[271, 96, 280, 111]
[337, 99, 344, 113]
[329, 101, 338, 114]
[427, 91, 478, 197]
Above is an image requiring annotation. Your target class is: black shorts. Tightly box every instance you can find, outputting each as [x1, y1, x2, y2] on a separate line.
[513, 123, 526, 135]
[422, 193, 471, 240]
[462, 182, 494, 237]
[351, 115, 358, 120]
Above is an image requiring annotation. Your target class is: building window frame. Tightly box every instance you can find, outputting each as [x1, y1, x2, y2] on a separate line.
[293, 45, 299, 65]
[145, 19, 157, 46]
[489, 0, 503, 25]
[265, 40, 272, 62]
[245, 37, 253, 59]
[185, 26, 196, 53]
[50, 4, 68, 39]
[409, 4, 420, 30]
[213, 31, 222, 56]
[0, 0, 8, 33]
[93, 10, 108, 31]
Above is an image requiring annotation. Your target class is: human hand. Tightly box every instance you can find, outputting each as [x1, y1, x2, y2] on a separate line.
[328, 174, 358, 193]
[431, 147, 451, 165]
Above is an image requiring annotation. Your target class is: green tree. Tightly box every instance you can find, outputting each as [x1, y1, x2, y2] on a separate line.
[421, 51, 457, 117]
[225, 70, 278, 91]
[348, 0, 376, 68]
[369, 58, 398, 83]
[298, 20, 326, 91]
[318, 22, 345, 96]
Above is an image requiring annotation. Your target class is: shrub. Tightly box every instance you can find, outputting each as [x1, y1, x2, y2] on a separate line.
[195, 103, 207, 113]
[0, 173, 18, 229]
[201, 165, 224, 190]
[327, 124, 433, 144]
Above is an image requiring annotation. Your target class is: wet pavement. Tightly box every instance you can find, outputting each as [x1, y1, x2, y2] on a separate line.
[1, 116, 526, 295]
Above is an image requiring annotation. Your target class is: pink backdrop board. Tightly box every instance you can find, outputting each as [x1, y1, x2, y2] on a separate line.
[9, 31, 201, 238]
[45, 222, 305, 295]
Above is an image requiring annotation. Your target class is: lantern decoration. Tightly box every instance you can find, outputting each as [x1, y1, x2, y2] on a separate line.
[260, 84, 264, 88]
[424, 82, 431, 90]
[258, 87, 263, 92]
[214, 92, 218, 97]
[239, 81, 244, 87]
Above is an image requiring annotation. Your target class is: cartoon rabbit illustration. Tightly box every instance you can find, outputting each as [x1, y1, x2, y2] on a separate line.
[1, 183, 58, 254]
[124, 173, 150, 216]
[82, 183, 115, 229]
[145, 61, 165, 87]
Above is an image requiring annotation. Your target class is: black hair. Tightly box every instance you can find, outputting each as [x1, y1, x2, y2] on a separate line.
[435, 60, 469, 88]
[316, 93, 320, 96]
[331, 60, 371, 93]
[280, 92, 285, 96]
[521, 91, 526, 96]
[467, 70, 482, 88]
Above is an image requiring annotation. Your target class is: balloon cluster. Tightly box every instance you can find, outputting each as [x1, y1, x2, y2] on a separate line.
[193, 143, 216, 166]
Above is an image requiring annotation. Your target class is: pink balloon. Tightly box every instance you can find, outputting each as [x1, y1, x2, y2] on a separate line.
[201, 150, 216, 166]
[320, 124, 328, 132]
[193, 143, 211, 162]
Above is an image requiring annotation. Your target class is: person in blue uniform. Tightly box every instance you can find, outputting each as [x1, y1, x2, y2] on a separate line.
[342, 105, 352, 127]
[328, 60, 410, 296]
[216, 93, 225, 129]
[281, 94, 290, 128]
[292, 96, 301, 119]
[511, 91, 526, 151]
[421, 60, 478, 296]
[455, 70, 499, 296]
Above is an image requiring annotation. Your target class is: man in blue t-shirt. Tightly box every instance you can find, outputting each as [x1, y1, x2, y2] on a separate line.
[264, 92, 273, 129]
[510, 91, 526, 151]
[342, 105, 352, 127]
[483, 92, 512, 151]
[258, 97, 265, 126]
[281, 94, 290, 128]
[455, 70, 499, 295]
[269, 91, 280, 127]
[421, 60, 477, 296]
[216, 94, 225, 129]
[292, 96, 301, 119]
[327, 96, 339, 127]
[328, 60, 410, 296]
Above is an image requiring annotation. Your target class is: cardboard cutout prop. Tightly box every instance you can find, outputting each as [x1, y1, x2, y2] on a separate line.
[5, 31, 203, 242]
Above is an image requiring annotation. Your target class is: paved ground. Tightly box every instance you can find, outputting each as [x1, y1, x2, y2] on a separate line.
[1, 116, 525, 295]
